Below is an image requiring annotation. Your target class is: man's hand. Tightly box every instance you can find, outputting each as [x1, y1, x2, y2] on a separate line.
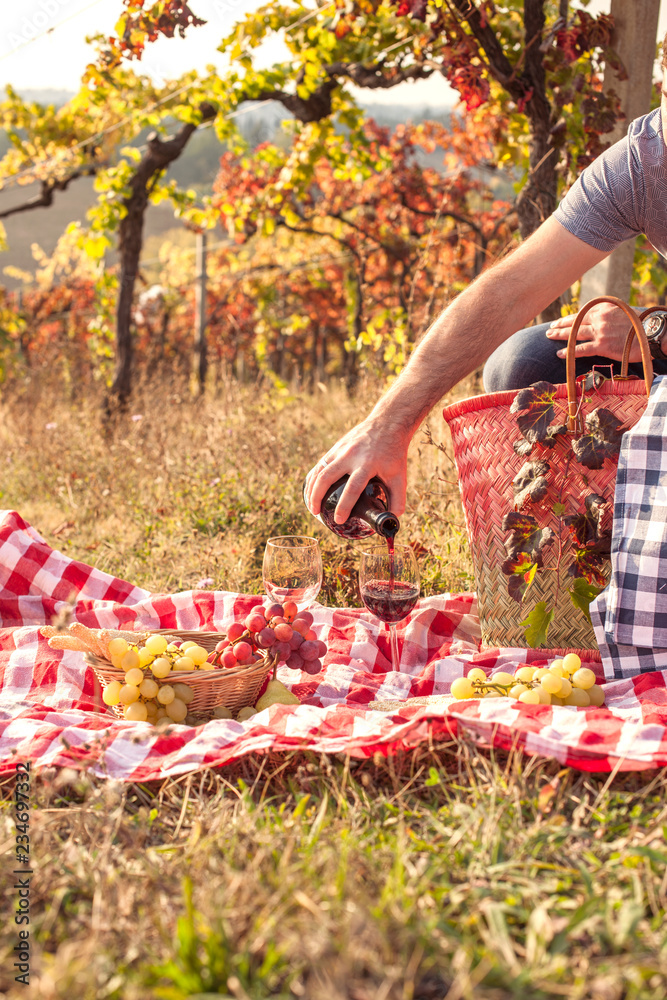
[305, 220, 609, 525]
[545, 300, 640, 362]
[304, 416, 410, 524]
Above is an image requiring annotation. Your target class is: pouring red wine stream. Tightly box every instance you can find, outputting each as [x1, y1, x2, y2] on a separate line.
[307, 474, 419, 624]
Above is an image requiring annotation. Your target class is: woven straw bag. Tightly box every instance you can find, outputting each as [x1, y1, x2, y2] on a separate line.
[442, 296, 656, 651]
[86, 629, 275, 720]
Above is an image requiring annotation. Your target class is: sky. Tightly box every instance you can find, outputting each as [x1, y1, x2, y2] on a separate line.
[1, 0, 666, 108]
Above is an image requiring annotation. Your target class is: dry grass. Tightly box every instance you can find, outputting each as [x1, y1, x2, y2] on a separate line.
[1, 369, 666, 1000]
[0, 369, 477, 601]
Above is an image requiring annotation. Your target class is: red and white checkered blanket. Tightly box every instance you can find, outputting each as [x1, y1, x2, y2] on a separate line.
[1, 510, 666, 780]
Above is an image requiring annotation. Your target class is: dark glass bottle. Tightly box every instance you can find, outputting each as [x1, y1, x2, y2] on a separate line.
[310, 475, 400, 540]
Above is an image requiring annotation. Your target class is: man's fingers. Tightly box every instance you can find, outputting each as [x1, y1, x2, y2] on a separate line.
[546, 303, 641, 364]
[547, 321, 594, 342]
[384, 472, 407, 518]
[305, 461, 409, 524]
[332, 470, 370, 524]
[326, 469, 407, 522]
[556, 341, 595, 358]
[305, 456, 339, 515]
[547, 317, 574, 329]
[546, 323, 573, 341]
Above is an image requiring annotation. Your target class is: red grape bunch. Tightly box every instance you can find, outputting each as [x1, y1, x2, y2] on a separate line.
[213, 601, 327, 675]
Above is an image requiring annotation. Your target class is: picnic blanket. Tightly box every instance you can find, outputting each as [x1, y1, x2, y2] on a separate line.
[1, 510, 667, 780]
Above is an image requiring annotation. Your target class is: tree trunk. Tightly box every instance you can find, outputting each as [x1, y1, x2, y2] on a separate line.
[318, 328, 327, 384]
[578, 0, 661, 304]
[194, 230, 208, 393]
[343, 343, 358, 391]
[455, 0, 563, 319]
[112, 215, 141, 405]
[519, 1, 557, 239]
[521, 0, 561, 321]
[108, 104, 215, 408]
[309, 323, 319, 391]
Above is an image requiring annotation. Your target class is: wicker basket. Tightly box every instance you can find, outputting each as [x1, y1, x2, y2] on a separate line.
[86, 629, 275, 720]
[442, 296, 655, 650]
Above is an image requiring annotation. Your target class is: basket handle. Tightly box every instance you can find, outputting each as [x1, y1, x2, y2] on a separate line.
[566, 294, 653, 431]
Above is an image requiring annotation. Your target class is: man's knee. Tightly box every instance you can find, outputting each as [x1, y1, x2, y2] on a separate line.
[482, 347, 549, 393]
[482, 323, 562, 392]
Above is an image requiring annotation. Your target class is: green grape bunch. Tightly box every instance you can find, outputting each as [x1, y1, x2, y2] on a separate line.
[101, 633, 205, 725]
[450, 653, 605, 708]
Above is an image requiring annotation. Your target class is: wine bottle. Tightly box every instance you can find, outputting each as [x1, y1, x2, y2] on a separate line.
[307, 474, 400, 540]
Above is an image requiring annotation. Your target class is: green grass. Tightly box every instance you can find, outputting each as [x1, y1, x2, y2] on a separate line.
[0, 371, 666, 999]
[2, 749, 667, 999]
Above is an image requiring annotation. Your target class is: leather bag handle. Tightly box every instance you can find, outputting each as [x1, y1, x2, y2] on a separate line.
[566, 294, 653, 432]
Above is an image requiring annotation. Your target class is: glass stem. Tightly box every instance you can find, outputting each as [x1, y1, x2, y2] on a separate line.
[389, 623, 400, 671]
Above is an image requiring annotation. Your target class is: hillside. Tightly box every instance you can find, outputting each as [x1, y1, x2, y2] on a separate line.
[0, 90, 455, 289]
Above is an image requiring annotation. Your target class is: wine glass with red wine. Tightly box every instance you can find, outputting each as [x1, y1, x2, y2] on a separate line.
[358, 542, 420, 671]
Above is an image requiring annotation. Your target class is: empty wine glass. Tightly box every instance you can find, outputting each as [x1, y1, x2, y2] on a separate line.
[263, 535, 323, 610]
[359, 542, 420, 671]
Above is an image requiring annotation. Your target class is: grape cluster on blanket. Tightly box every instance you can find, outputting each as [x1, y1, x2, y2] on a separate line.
[1, 510, 666, 780]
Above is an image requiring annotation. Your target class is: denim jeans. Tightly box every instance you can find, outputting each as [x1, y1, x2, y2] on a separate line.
[482, 321, 667, 392]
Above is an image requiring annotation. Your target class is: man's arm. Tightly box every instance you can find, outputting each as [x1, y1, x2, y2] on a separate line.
[305, 217, 609, 522]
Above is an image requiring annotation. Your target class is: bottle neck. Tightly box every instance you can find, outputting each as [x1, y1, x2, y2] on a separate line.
[306, 474, 398, 539]
[364, 509, 400, 538]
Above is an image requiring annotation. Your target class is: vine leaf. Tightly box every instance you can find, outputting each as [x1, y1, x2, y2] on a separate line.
[568, 578, 605, 623]
[542, 423, 568, 448]
[509, 381, 557, 442]
[519, 601, 554, 648]
[512, 459, 550, 508]
[502, 512, 555, 562]
[571, 407, 624, 469]
[564, 492, 612, 585]
[563, 513, 597, 547]
[508, 569, 535, 603]
[567, 543, 610, 587]
[513, 437, 533, 457]
[502, 552, 538, 603]
[563, 493, 606, 546]
[585, 492, 609, 519]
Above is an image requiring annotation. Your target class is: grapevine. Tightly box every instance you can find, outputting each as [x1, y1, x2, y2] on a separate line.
[501, 379, 616, 646]
[450, 654, 606, 708]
